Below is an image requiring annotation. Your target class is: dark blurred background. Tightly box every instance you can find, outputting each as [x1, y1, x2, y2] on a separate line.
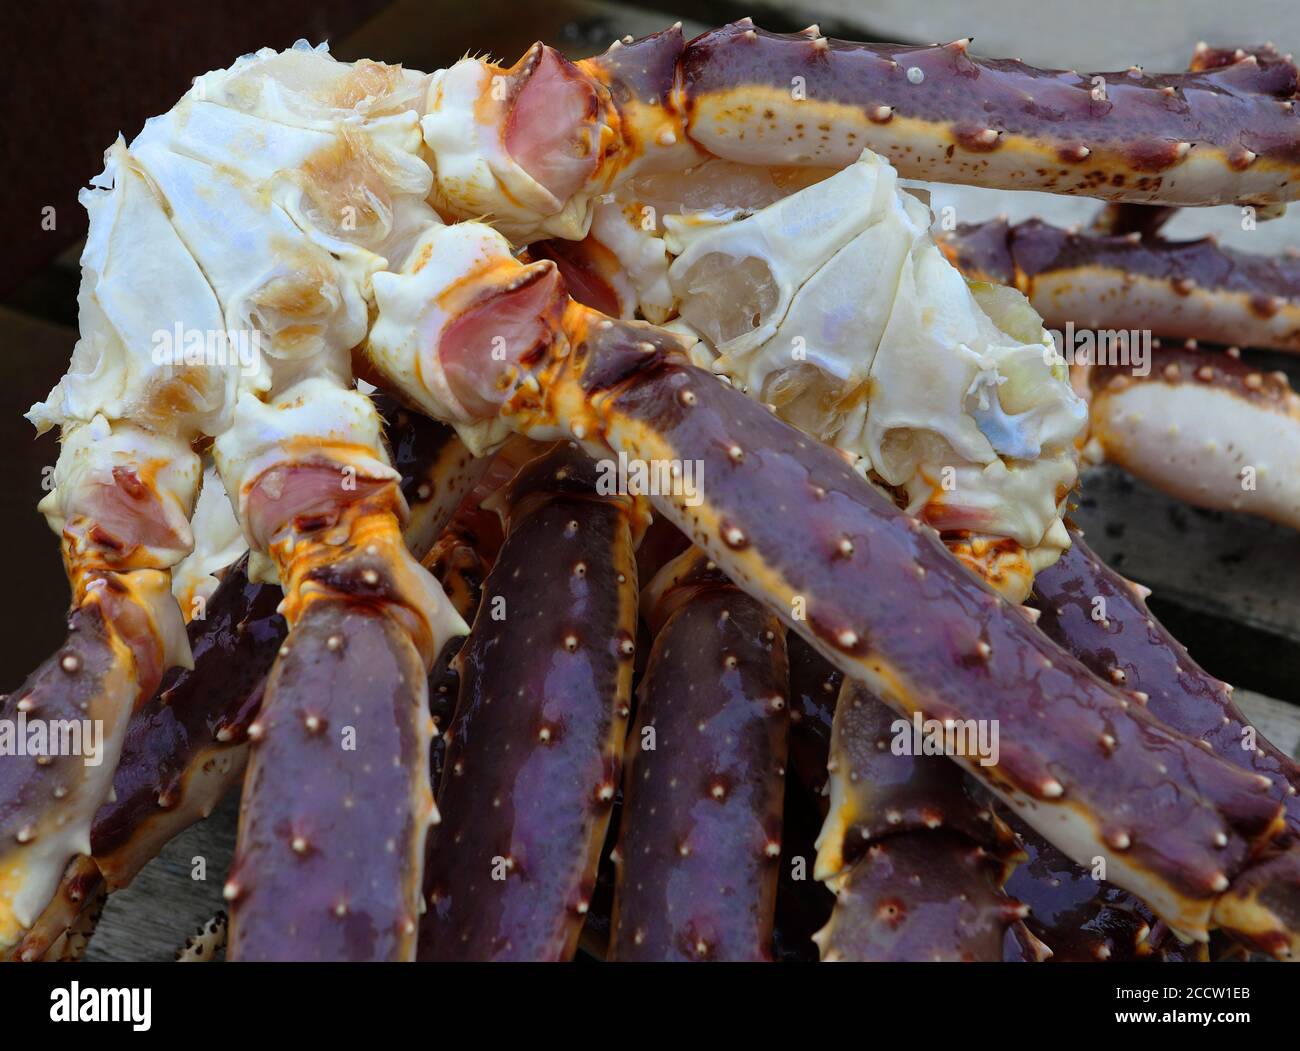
[2, 0, 1298, 699]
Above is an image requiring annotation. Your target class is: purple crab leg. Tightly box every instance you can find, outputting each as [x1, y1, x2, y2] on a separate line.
[783, 635, 1175, 962]
[90, 558, 284, 889]
[814, 680, 1024, 962]
[668, 21, 1299, 208]
[226, 588, 433, 961]
[92, 409, 471, 891]
[498, 308, 1293, 946]
[940, 217, 1300, 353]
[419, 443, 637, 961]
[223, 422, 470, 961]
[608, 549, 788, 962]
[1030, 529, 1300, 835]
[7, 411, 471, 961]
[0, 595, 145, 952]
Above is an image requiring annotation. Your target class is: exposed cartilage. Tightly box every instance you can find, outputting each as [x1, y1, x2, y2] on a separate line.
[419, 443, 637, 960]
[814, 680, 1023, 962]
[492, 312, 1292, 944]
[1083, 343, 1300, 531]
[940, 217, 1300, 354]
[609, 549, 789, 961]
[1002, 809, 1207, 962]
[1031, 530, 1300, 836]
[170, 466, 249, 620]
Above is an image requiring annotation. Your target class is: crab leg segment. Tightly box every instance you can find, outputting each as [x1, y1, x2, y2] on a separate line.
[1031, 530, 1300, 836]
[1083, 343, 1300, 531]
[813, 680, 1023, 961]
[223, 487, 462, 961]
[609, 549, 788, 961]
[9, 414, 470, 962]
[217, 385, 466, 961]
[941, 218, 1300, 354]
[227, 572, 434, 961]
[0, 586, 165, 953]
[675, 22, 1300, 208]
[5, 422, 198, 953]
[491, 313, 1294, 943]
[101, 409, 468, 899]
[90, 558, 284, 893]
[419, 443, 637, 961]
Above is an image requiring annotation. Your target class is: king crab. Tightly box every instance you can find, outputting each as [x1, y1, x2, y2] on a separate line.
[2, 20, 1299, 962]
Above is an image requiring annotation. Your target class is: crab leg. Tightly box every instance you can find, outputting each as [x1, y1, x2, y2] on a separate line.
[6, 411, 471, 962]
[221, 493, 462, 960]
[526, 314, 1300, 944]
[814, 679, 1025, 961]
[940, 217, 1300, 354]
[2, 137, 230, 953]
[90, 557, 281, 894]
[786, 563, 1200, 962]
[362, 201, 1300, 945]
[608, 549, 788, 961]
[671, 23, 1300, 209]
[419, 443, 636, 961]
[1083, 342, 1300, 531]
[424, 21, 1300, 250]
[1031, 529, 1300, 835]
[214, 389, 467, 963]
